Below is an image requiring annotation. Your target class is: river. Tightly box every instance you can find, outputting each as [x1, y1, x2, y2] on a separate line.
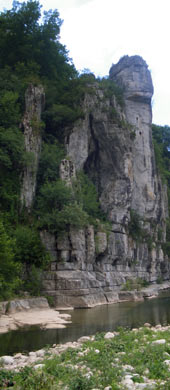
[0, 293, 170, 357]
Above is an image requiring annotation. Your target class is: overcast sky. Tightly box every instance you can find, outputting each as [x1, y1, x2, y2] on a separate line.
[1, 0, 170, 126]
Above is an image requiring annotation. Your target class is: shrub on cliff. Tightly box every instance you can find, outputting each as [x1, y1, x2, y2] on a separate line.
[152, 124, 170, 257]
[36, 171, 105, 233]
[73, 171, 102, 219]
[37, 142, 65, 185]
[14, 226, 50, 267]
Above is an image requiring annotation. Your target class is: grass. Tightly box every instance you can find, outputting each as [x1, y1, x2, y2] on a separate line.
[0, 327, 170, 389]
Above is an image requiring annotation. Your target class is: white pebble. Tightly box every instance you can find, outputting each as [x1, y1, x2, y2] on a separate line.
[77, 336, 91, 343]
[144, 323, 151, 328]
[34, 364, 45, 370]
[122, 364, 134, 371]
[164, 360, 170, 366]
[36, 349, 45, 357]
[155, 324, 162, 329]
[29, 351, 36, 357]
[1, 356, 14, 365]
[121, 377, 135, 389]
[104, 332, 115, 339]
[136, 383, 156, 389]
[152, 339, 166, 345]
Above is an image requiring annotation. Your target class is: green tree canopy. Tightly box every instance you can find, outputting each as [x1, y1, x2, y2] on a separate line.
[0, 1, 75, 80]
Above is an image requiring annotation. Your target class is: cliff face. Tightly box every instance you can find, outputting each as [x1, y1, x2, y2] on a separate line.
[110, 56, 161, 219]
[20, 84, 45, 210]
[36, 56, 169, 307]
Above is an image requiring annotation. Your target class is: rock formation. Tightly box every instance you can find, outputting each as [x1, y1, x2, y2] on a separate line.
[41, 56, 169, 307]
[20, 84, 45, 210]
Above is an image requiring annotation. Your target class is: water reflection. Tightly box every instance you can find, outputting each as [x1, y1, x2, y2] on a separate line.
[1, 295, 170, 356]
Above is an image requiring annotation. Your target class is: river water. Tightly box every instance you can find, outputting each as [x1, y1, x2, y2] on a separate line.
[1, 293, 170, 357]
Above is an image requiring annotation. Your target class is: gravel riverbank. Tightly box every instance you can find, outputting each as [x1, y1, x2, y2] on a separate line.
[0, 323, 170, 389]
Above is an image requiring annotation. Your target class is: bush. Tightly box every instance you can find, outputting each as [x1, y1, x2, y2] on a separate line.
[0, 220, 21, 300]
[36, 170, 108, 233]
[121, 278, 149, 291]
[15, 366, 55, 390]
[24, 265, 43, 296]
[37, 141, 65, 185]
[99, 77, 124, 107]
[14, 225, 50, 267]
[0, 370, 15, 388]
[128, 209, 144, 241]
[38, 202, 88, 233]
[58, 202, 89, 229]
[73, 171, 101, 219]
[36, 179, 72, 214]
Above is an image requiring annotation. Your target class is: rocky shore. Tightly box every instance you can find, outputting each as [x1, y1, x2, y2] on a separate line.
[0, 324, 170, 389]
[0, 297, 71, 334]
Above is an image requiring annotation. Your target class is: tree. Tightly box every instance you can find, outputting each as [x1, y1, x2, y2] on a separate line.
[0, 220, 21, 299]
[152, 124, 170, 258]
[0, 0, 76, 80]
[73, 171, 101, 218]
[152, 124, 170, 185]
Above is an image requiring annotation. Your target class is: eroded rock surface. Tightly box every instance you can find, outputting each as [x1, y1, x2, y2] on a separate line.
[20, 84, 45, 210]
[41, 56, 169, 307]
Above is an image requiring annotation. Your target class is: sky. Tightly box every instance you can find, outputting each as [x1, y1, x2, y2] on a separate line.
[0, 0, 170, 126]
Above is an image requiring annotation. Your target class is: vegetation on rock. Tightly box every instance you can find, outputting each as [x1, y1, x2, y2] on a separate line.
[152, 124, 170, 256]
[0, 0, 109, 300]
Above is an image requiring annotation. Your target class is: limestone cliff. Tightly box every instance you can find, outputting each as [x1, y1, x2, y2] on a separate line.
[20, 84, 45, 210]
[41, 56, 169, 307]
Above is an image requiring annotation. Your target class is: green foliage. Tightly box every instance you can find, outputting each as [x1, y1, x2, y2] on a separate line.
[0, 0, 82, 139]
[73, 171, 101, 219]
[57, 202, 89, 229]
[44, 103, 84, 134]
[152, 124, 170, 185]
[99, 77, 124, 107]
[15, 366, 55, 390]
[14, 225, 50, 267]
[0, 127, 24, 170]
[128, 209, 143, 241]
[45, 295, 55, 307]
[0, 369, 15, 388]
[36, 179, 85, 232]
[0, 90, 20, 127]
[121, 278, 149, 291]
[152, 124, 170, 258]
[37, 142, 65, 185]
[0, 220, 21, 300]
[36, 179, 72, 214]
[36, 170, 105, 233]
[0, 82, 26, 214]
[69, 374, 94, 390]
[0, 1, 72, 79]
[37, 201, 88, 233]
[24, 265, 43, 296]
[128, 210, 156, 252]
[162, 218, 170, 257]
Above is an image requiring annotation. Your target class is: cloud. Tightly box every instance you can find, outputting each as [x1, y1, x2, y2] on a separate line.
[42, 0, 94, 13]
[0, 0, 12, 11]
